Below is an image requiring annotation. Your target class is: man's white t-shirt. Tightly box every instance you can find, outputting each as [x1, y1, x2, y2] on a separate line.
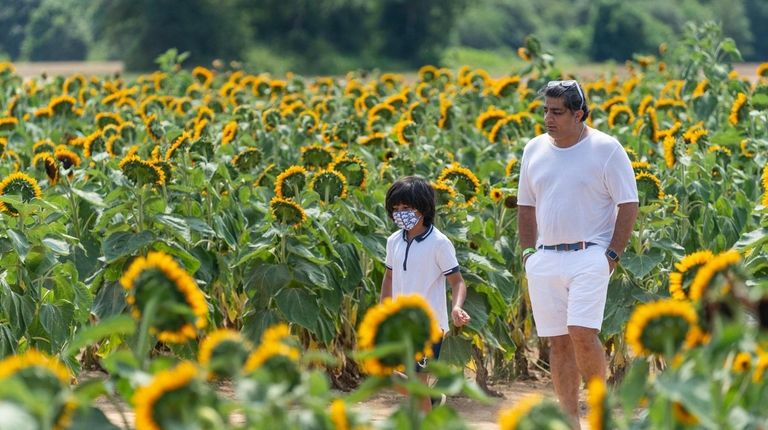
[385, 224, 459, 331]
[517, 128, 638, 247]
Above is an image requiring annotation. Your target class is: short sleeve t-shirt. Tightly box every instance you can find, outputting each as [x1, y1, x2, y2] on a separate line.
[517, 128, 638, 247]
[385, 224, 459, 331]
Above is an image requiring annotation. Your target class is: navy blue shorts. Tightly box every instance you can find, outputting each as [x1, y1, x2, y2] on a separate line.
[415, 340, 443, 373]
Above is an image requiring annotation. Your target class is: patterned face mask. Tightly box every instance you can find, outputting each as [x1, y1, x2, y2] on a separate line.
[392, 209, 421, 231]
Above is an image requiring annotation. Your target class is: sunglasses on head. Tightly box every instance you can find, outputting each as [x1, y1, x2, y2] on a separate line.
[547, 80, 585, 110]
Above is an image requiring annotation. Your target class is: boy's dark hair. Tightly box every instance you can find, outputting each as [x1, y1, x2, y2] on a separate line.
[385, 176, 436, 226]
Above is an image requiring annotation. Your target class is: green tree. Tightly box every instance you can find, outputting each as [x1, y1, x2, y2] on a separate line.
[20, 0, 90, 61]
[0, 0, 41, 59]
[589, 0, 671, 61]
[743, 0, 768, 60]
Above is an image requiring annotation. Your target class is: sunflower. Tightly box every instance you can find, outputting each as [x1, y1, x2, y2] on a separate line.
[406, 101, 426, 123]
[635, 171, 664, 203]
[489, 187, 503, 203]
[32, 152, 59, 185]
[418, 65, 438, 82]
[119, 155, 166, 186]
[54, 146, 81, 170]
[586, 378, 609, 430]
[32, 139, 56, 154]
[492, 76, 521, 98]
[682, 123, 708, 146]
[672, 402, 699, 426]
[437, 163, 482, 207]
[311, 169, 348, 203]
[270, 196, 307, 227]
[220, 121, 238, 145]
[475, 106, 507, 133]
[732, 352, 752, 373]
[488, 114, 529, 144]
[0, 116, 19, 131]
[692, 79, 709, 98]
[300, 144, 334, 170]
[626, 299, 699, 356]
[753, 351, 768, 383]
[143, 113, 163, 142]
[688, 250, 741, 302]
[503, 157, 518, 177]
[48, 95, 77, 116]
[669, 250, 714, 300]
[121, 251, 208, 343]
[329, 156, 368, 189]
[358, 132, 388, 146]
[0, 172, 43, 215]
[729, 93, 748, 126]
[437, 94, 454, 129]
[198, 329, 253, 379]
[662, 136, 676, 168]
[517, 47, 531, 61]
[607, 104, 635, 128]
[357, 295, 442, 376]
[367, 103, 395, 131]
[243, 338, 301, 389]
[164, 131, 192, 160]
[498, 395, 543, 429]
[433, 181, 457, 208]
[637, 95, 654, 117]
[134, 361, 204, 430]
[192, 66, 214, 87]
[0, 348, 71, 386]
[274, 165, 308, 199]
[95, 112, 123, 129]
[231, 147, 262, 172]
[762, 162, 768, 206]
[631, 161, 651, 174]
[738, 139, 753, 158]
[393, 119, 417, 145]
[193, 118, 209, 140]
[656, 121, 681, 142]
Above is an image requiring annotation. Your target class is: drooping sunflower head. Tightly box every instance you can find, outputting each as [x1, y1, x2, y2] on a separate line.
[48, 95, 77, 116]
[356, 295, 442, 376]
[393, 119, 417, 145]
[626, 299, 699, 357]
[498, 394, 572, 430]
[608, 104, 635, 128]
[54, 146, 82, 171]
[0, 349, 72, 397]
[119, 155, 166, 187]
[635, 171, 664, 204]
[32, 152, 60, 186]
[669, 250, 715, 300]
[274, 165, 308, 199]
[437, 163, 482, 207]
[432, 180, 457, 208]
[729, 93, 748, 126]
[505, 157, 518, 177]
[95, 111, 124, 129]
[476, 106, 507, 133]
[243, 339, 301, 388]
[134, 362, 215, 430]
[33, 139, 56, 154]
[418, 65, 439, 82]
[492, 76, 521, 98]
[688, 250, 741, 303]
[489, 187, 503, 203]
[198, 329, 253, 379]
[0, 172, 43, 215]
[329, 156, 368, 190]
[120, 251, 208, 343]
[310, 169, 348, 203]
[221, 121, 238, 145]
[231, 147, 262, 172]
[143, 113, 163, 142]
[269, 196, 307, 228]
[0, 116, 19, 132]
[300, 144, 334, 170]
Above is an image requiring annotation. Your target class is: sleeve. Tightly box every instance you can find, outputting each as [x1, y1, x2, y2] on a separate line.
[604, 145, 639, 204]
[517, 145, 536, 206]
[436, 238, 460, 276]
[384, 235, 394, 270]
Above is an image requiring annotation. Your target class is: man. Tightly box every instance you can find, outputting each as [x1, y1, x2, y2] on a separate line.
[516, 80, 638, 428]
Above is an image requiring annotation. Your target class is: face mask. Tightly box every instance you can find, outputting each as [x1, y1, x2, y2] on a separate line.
[392, 209, 421, 231]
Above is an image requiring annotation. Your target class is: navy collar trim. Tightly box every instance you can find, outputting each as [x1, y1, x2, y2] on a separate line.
[401, 224, 433, 242]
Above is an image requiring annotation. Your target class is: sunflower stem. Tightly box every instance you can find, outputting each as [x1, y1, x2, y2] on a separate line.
[135, 294, 160, 369]
[64, 176, 83, 241]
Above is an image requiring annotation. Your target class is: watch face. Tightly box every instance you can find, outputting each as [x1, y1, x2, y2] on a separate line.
[606, 249, 619, 261]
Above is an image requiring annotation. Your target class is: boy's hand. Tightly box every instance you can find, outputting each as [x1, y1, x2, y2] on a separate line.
[451, 306, 471, 327]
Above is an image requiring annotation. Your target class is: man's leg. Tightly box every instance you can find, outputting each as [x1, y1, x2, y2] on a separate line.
[549, 334, 581, 425]
[568, 325, 606, 383]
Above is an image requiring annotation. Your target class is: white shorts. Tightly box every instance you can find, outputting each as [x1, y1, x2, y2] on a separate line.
[525, 245, 611, 337]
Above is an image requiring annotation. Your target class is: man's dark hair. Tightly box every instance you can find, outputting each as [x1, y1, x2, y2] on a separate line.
[542, 83, 591, 122]
[385, 176, 436, 226]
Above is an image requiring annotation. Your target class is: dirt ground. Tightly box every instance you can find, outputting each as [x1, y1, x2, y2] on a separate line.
[93, 376, 590, 429]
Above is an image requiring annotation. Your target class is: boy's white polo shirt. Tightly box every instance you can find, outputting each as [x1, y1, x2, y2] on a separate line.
[385, 224, 459, 331]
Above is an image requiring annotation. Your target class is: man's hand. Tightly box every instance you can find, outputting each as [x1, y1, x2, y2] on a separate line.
[606, 257, 617, 274]
[452, 307, 471, 327]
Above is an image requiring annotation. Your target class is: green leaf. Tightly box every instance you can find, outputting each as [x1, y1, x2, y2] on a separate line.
[155, 214, 192, 243]
[462, 288, 490, 332]
[241, 309, 281, 342]
[0, 402, 36, 430]
[40, 303, 68, 344]
[440, 334, 472, 366]
[102, 231, 155, 263]
[42, 237, 70, 255]
[6, 229, 29, 261]
[734, 227, 768, 251]
[275, 288, 320, 333]
[245, 263, 292, 297]
[152, 242, 201, 275]
[71, 188, 106, 207]
[64, 315, 136, 356]
[621, 249, 664, 278]
[91, 281, 127, 319]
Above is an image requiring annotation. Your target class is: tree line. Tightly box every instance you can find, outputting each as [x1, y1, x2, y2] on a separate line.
[0, 0, 765, 73]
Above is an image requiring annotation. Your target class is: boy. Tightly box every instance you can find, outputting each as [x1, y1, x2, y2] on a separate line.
[381, 175, 471, 412]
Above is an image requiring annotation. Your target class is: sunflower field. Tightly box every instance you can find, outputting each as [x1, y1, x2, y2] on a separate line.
[0, 21, 767, 429]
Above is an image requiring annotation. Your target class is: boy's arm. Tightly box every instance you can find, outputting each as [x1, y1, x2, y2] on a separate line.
[447, 272, 470, 327]
[380, 268, 393, 302]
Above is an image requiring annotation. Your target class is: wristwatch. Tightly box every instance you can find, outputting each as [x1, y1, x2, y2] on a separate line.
[605, 248, 620, 262]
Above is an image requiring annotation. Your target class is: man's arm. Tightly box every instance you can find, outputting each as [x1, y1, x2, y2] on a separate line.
[447, 272, 470, 327]
[518, 205, 537, 264]
[380, 268, 393, 302]
[607, 202, 639, 271]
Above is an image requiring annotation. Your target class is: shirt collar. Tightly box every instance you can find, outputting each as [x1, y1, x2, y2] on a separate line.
[401, 224, 433, 242]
